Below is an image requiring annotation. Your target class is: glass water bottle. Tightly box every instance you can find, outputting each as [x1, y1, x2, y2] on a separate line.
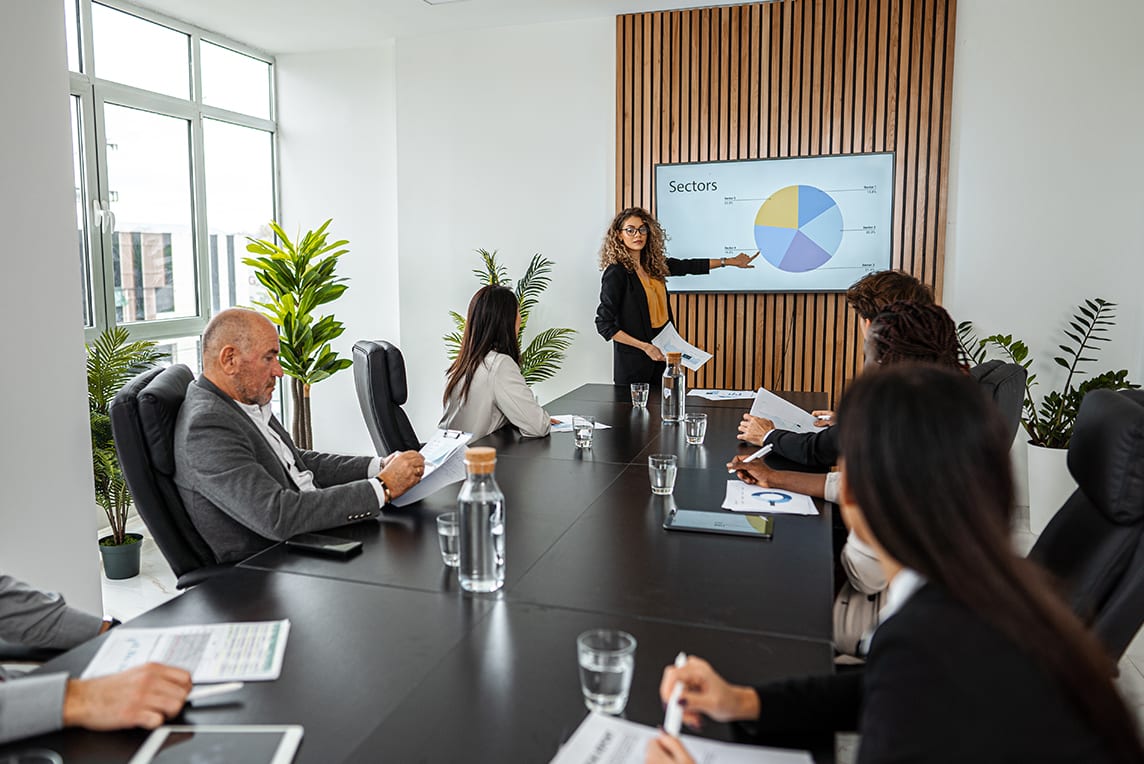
[661, 351, 686, 423]
[457, 446, 505, 593]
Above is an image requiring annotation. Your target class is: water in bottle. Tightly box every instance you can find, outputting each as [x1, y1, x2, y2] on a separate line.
[457, 447, 505, 593]
[661, 351, 685, 423]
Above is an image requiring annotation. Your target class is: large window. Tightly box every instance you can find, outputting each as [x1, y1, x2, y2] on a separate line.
[67, 0, 277, 358]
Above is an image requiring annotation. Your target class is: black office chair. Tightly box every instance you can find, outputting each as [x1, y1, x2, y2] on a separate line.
[352, 340, 421, 456]
[109, 365, 231, 589]
[970, 360, 1027, 445]
[1028, 389, 1144, 663]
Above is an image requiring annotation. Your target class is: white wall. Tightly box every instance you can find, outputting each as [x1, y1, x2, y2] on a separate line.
[945, 0, 1144, 386]
[395, 17, 616, 436]
[0, 1, 103, 613]
[276, 45, 401, 455]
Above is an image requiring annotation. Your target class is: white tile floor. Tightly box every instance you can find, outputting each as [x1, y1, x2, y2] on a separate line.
[102, 509, 1144, 763]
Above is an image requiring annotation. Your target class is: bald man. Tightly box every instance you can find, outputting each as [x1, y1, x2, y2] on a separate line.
[173, 308, 424, 564]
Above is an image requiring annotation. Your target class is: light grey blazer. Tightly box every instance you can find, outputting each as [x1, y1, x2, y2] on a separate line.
[0, 573, 103, 744]
[439, 351, 551, 439]
[174, 377, 380, 564]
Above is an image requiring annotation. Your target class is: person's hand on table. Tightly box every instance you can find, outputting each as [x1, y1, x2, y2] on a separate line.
[646, 733, 696, 764]
[63, 663, 191, 731]
[658, 656, 759, 729]
[812, 409, 834, 427]
[380, 451, 425, 496]
[643, 343, 666, 362]
[724, 251, 759, 269]
[726, 455, 777, 486]
[737, 414, 774, 445]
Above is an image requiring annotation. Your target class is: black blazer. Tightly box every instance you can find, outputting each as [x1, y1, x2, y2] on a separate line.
[767, 425, 838, 469]
[595, 258, 710, 385]
[749, 584, 1114, 763]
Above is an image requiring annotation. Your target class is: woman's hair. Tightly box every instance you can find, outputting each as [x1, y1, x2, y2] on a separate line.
[837, 365, 1143, 761]
[597, 207, 670, 280]
[867, 301, 967, 371]
[844, 269, 934, 320]
[443, 285, 521, 405]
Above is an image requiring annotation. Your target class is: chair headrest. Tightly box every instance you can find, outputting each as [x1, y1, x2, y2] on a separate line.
[1069, 389, 1144, 525]
[382, 343, 408, 405]
[137, 365, 195, 476]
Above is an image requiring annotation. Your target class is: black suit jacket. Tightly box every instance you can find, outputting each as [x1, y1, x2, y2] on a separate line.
[767, 425, 838, 469]
[749, 585, 1114, 762]
[595, 258, 710, 385]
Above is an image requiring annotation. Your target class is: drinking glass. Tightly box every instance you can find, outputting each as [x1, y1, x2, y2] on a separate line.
[630, 382, 650, 408]
[684, 412, 708, 445]
[573, 415, 595, 448]
[436, 512, 459, 567]
[576, 629, 637, 714]
[648, 454, 678, 495]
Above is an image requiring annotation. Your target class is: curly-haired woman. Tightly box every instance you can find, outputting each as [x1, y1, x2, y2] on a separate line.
[594, 207, 757, 385]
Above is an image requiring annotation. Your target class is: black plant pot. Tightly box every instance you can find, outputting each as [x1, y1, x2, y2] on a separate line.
[99, 533, 143, 580]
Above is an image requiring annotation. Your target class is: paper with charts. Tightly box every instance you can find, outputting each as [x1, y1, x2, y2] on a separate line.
[549, 712, 812, 764]
[391, 429, 472, 507]
[651, 323, 712, 372]
[723, 481, 819, 516]
[748, 388, 819, 433]
[82, 620, 290, 683]
[688, 389, 758, 401]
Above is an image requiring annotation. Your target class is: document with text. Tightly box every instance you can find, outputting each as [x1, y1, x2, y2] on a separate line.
[688, 389, 758, 401]
[651, 323, 712, 372]
[723, 480, 819, 516]
[82, 620, 290, 684]
[390, 429, 473, 507]
[748, 388, 819, 433]
[550, 713, 813, 764]
[551, 415, 613, 433]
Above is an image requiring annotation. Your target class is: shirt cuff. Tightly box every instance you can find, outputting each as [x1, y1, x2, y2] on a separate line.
[0, 672, 69, 745]
[763, 429, 776, 445]
[824, 472, 841, 504]
[368, 476, 388, 508]
[367, 456, 383, 477]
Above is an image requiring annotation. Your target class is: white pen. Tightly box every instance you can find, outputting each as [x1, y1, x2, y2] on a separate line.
[186, 681, 244, 706]
[663, 652, 688, 737]
[816, 414, 833, 421]
[726, 443, 774, 474]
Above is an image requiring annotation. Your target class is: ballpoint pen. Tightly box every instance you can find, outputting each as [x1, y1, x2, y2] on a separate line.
[186, 681, 244, 707]
[728, 443, 773, 473]
[663, 652, 688, 737]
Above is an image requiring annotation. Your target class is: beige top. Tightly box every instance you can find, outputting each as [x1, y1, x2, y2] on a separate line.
[439, 351, 551, 439]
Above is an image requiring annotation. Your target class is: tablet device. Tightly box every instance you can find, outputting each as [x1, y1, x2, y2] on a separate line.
[284, 532, 363, 559]
[663, 508, 774, 539]
[128, 725, 303, 764]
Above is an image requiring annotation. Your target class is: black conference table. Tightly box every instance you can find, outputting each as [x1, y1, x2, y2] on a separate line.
[2, 384, 837, 763]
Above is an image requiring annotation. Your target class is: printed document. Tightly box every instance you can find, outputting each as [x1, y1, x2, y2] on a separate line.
[651, 323, 713, 372]
[723, 481, 818, 516]
[688, 389, 757, 401]
[550, 415, 613, 433]
[390, 430, 472, 507]
[82, 620, 290, 683]
[549, 713, 813, 764]
[748, 388, 819, 433]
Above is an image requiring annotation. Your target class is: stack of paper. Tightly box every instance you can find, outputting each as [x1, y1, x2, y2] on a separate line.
[688, 389, 757, 401]
[391, 429, 472, 507]
[748, 388, 819, 433]
[651, 323, 712, 372]
[550, 416, 612, 433]
[722, 480, 818, 516]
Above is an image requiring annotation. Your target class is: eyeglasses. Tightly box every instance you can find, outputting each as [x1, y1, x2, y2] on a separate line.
[621, 225, 650, 236]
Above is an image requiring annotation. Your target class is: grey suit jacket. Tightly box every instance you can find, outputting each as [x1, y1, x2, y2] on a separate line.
[0, 573, 103, 744]
[174, 377, 381, 564]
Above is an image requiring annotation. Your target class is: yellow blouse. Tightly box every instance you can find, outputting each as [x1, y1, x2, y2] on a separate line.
[637, 270, 669, 329]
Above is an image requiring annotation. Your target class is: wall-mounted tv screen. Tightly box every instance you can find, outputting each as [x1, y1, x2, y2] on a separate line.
[654, 153, 894, 293]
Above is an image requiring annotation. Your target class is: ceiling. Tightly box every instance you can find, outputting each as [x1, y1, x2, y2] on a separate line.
[127, 0, 725, 55]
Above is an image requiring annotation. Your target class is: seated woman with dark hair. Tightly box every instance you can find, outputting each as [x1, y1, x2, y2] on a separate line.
[439, 285, 551, 440]
[648, 365, 1143, 764]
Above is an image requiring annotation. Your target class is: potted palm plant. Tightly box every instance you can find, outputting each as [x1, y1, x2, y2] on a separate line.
[87, 327, 164, 579]
[959, 299, 1137, 532]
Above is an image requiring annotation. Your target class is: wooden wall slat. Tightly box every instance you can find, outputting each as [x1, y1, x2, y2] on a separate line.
[620, 0, 955, 405]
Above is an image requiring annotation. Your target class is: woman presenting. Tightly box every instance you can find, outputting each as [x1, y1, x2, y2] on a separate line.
[594, 207, 757, 385]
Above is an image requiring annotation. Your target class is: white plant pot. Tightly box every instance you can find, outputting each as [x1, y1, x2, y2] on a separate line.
[1026, 442, 1077, 535]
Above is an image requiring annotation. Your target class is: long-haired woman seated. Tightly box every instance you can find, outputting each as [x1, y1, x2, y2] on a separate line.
[649, 364, 1143, 764]
[440, 285, 551, 440]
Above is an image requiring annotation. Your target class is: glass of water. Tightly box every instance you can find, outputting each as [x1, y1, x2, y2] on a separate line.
[630, 382, 650, 408]
[436, 512, 459, 567]
[684, 412, 708, 445]
[576, 629, 637, 714]
[573, 415, 595, 448]
[648, 454, 678, 495]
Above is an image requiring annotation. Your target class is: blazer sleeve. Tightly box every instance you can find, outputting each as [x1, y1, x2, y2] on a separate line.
[767, 425, 839, 468]
[596, 264, 627, 341]
[0, 672, 69, 745]
[750, 671, 863, 738]
[491, 357, 551, 438]
[0, 574, 102, 650]
[666, 257, 711, 277]
[299, 451, 376, 487]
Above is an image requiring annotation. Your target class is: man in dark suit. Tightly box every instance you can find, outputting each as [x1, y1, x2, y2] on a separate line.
[174, 308, 424, 564]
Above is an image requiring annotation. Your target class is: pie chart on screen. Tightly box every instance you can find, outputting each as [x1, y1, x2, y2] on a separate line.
[754, 185, 843, 272]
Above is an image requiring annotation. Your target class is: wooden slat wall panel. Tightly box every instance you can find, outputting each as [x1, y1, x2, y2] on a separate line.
[616, 0, 956, 406]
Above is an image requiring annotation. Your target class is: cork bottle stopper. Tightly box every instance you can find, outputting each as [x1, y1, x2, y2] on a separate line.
[464, 446, 497, 475]
[666, 351, 682, 364]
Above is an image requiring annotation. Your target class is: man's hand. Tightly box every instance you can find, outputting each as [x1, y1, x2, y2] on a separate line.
[380, 451, 426, 498]
[643, 343, 666, 362]
[812, 409, 834, 427]
[63, 663, 191, 731]
[736, 414, 775, 446]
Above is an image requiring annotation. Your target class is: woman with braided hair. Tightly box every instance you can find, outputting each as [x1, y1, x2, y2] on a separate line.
[594, 207, 758, 385]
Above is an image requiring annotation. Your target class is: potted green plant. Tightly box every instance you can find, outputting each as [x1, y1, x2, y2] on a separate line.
[959, 298, 1137, 532]
[245, 219, 352, 450]
[87, 327, 164, 579]
[444, 249, 576, 384]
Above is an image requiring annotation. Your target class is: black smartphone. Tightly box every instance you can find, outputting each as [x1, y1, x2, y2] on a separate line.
[284, 533, 363, 559]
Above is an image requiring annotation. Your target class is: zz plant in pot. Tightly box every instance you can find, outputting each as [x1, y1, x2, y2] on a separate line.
[87, 327, 164, 579]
